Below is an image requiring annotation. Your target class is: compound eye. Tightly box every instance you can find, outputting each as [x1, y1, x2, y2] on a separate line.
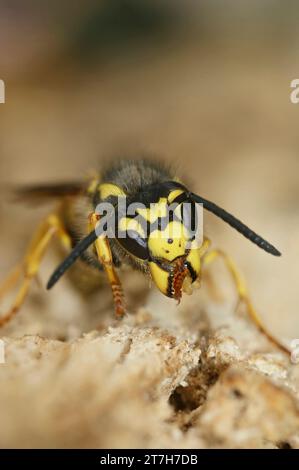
[116, 217, 149, 260]
[117, 231, 149, 260]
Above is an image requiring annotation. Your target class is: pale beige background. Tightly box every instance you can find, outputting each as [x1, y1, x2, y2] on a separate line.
[0, 1, 298, 343]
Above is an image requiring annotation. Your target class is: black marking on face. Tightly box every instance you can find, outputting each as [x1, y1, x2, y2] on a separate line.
[185, 261, 197, 283]
[126, 181, 187, 208]
[115, 229, 149, 260]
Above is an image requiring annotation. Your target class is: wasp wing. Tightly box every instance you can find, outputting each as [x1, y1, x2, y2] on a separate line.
[11, 181, 85, 206]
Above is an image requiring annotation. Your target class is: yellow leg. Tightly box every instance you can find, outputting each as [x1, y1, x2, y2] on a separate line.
[89, 213, 125, 317]
[198, 237, 211, 257]
[0, 214, 71, 327]
[0, 264, 23, 300]
[202, 248, 290, 355]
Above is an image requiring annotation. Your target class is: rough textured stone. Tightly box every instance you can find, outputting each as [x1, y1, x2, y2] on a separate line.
[0, 291, 298, 448]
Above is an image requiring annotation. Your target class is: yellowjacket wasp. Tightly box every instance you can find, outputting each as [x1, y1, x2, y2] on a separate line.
[0, 159, 288, 354]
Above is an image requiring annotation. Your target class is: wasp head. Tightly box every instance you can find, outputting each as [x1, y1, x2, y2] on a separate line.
[148, 219, 202, 301]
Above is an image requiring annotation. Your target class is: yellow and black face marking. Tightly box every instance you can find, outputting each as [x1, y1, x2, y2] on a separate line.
[109, 181, 203, 300]
[0, 158, 289, 355]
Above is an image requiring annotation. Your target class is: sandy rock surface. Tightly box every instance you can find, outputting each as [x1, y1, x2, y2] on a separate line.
[0, 26, 298, 449]
[0, 281, 298, 449]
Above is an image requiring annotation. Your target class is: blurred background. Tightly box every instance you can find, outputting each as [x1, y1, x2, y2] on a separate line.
[0, 0, 298, 343]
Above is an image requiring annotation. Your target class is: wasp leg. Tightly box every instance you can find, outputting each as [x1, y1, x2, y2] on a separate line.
[89, 213, 125, 317]
[202, 248, 290, 355]
[0, 264, 23, 301]
[0, 214, 72, 328]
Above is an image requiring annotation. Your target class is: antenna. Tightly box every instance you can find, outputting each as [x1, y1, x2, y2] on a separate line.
[191, 193, 281, 256]
[47, 230, 98, 289]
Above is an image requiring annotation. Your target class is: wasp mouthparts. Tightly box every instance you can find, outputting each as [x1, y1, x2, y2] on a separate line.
[172, 258, 189, 302]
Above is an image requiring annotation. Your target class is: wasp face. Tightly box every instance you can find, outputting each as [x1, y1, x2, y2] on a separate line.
[147, 220, 202, 301]
[114, 181, 203, 301]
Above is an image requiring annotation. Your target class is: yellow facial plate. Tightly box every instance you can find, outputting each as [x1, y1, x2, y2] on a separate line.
[148, 221, 189, 261]
[149, 261, 169, 296]
[136, 198, 168, 222]
[185, 248, 201, 278]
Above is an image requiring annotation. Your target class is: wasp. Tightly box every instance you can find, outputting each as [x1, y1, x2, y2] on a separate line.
[0, 159, 288, 354]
